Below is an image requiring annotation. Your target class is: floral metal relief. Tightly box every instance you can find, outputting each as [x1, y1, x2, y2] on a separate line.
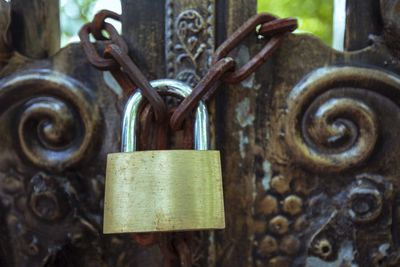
[165, 0, 215, 87]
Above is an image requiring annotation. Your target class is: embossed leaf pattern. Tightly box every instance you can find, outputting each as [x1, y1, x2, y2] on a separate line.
[175, 10, 206, 66]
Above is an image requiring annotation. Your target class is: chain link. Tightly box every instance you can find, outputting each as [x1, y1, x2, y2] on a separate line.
[171, 14, 297, 130]
[79, 22, 126, 70]
[91, 9, 121, 40]
[104, 43, 167, 122]
[79, 10, 297, 267]
[79, 10, 167, 122]
[170, 57, 235, 130]
[259, 17, 298, 37]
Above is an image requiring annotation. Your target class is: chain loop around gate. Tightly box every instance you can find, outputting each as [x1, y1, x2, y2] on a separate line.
[80, 10, 298, 267]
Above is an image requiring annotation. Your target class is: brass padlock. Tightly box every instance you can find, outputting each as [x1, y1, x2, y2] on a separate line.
[103, 79, 225, 233]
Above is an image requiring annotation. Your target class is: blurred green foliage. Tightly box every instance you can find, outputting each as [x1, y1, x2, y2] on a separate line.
[258, 0, 333, 45]
[60, 0, 96, 45]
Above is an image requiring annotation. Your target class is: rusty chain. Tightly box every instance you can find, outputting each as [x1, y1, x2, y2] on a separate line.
[170, 14, 297, 130]
[79, 9, 297, 267]
[79, 10, 167, 122]
[79, 10, 297, 129]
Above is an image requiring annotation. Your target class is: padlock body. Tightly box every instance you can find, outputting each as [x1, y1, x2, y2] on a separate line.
[103, 150, 225, 233]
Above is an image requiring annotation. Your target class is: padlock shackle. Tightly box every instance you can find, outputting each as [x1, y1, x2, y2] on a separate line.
[121, 79, 209, 152]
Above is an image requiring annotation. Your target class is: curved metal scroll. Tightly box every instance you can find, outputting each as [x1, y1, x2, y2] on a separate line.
[284, 66, 400, 172]
[0, 69, 99, 171]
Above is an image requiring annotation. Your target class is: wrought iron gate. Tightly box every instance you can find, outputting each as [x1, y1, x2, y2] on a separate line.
[1, 0, 400, 266]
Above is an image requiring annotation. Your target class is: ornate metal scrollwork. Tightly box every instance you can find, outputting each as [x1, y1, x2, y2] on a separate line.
[165, 0, 215, 86]
[0, 70, 99, 171]
[283, 66, 400, 172]
[254, 65, 400, 267]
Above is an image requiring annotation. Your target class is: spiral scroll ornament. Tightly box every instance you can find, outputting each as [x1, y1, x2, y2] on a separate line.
[0, 70, 99, 170]
[175, 9, 206, 67]
[284, 66, 400, 172]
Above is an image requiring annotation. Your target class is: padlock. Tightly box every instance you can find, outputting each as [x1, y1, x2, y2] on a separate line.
[103, 79, 225, 233]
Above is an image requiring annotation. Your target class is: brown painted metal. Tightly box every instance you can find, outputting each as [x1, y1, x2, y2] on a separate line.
[345, 0, 383, 51]
[10, 0, 60, 58]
